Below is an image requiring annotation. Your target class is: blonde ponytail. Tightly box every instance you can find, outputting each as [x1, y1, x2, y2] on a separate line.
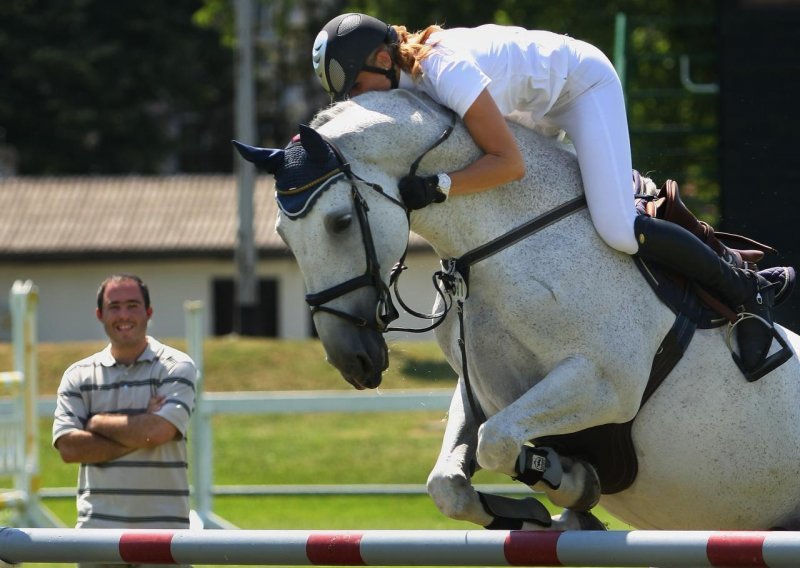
[391, 24, 443, 79]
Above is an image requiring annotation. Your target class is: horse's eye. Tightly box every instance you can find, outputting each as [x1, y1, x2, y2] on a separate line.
[327, 213, 353, 234]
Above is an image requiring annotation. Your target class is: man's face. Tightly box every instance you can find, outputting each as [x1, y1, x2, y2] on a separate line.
[96, 279, 152, 347]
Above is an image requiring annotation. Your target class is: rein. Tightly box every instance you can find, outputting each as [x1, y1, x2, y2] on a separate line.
[439, 195, 588, 424]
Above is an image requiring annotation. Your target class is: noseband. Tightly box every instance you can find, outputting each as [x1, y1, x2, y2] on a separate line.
[304, 111, 457, 332]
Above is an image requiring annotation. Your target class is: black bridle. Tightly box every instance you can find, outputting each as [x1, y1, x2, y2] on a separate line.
[304, 111, 458, 332]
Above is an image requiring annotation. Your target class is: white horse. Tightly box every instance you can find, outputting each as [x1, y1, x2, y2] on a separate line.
[234, 90, 800, 531]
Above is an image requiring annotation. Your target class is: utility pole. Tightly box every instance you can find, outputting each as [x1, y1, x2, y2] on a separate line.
[233, 0, 259, 335]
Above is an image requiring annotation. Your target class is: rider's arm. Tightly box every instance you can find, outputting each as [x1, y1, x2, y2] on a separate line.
[447, 89, 526, 195]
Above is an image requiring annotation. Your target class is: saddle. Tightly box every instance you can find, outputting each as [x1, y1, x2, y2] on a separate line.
[536, 172, 792, 495]
[633, 172, 793, 378]
[633, 170, 779, 325]
[636, 170, 772, 270]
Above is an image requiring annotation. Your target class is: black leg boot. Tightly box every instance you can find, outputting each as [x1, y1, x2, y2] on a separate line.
[633, 215, 787, 373]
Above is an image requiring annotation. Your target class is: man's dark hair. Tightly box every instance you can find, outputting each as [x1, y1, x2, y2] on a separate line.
[96, 273, 151, 312]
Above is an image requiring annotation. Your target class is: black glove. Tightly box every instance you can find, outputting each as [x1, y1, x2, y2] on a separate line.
[398, 174, 446, 210]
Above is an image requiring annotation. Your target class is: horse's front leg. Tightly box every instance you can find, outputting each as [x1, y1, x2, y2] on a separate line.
[477, 354, 640, 511]
[428, 375, 603, 530]
[426, 378, 493, 526]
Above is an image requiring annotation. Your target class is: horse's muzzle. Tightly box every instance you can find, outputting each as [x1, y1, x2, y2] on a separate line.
[322, 326, 388, 390]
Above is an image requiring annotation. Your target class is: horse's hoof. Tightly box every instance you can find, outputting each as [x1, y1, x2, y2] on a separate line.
[552, 509, 607, 531]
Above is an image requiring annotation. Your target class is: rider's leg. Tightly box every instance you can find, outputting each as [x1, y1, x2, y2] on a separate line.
[654, 179, 747, 267]
[634, 215, 783, 369]
[554, 40, 639, 255]
[554, 45, 794, 369]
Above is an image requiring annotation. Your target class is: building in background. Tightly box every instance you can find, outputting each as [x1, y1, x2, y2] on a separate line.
[0, 176, 438, 343]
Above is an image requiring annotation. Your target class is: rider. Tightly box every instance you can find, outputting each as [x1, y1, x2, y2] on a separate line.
[311, 13, 794, 373]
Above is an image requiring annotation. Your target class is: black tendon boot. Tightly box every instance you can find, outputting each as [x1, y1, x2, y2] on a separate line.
[634, 215, 792, 376]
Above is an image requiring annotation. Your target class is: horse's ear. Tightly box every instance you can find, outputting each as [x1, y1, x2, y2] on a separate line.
[298, 124, 330, 163]
[232, 140, 284, 174]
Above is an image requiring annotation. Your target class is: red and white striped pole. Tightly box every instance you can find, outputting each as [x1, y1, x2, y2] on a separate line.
[1, 528, 798, 566]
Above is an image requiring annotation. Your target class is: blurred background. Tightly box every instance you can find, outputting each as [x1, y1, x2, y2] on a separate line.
[1, 0, 799, 331]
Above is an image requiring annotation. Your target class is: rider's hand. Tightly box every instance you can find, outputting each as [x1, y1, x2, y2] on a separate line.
[398, 174, 446, 210]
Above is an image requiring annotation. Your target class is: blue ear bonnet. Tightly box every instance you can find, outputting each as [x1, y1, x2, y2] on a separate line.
[232, 124, 347, 219]
[272, 139, 344, 219]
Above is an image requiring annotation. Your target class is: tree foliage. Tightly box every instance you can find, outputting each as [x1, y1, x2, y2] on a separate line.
[2, 0, 718, 214]
[345, 0, 719, 215]
[0, 0, 233, 174]
[194, 0, 345, 149]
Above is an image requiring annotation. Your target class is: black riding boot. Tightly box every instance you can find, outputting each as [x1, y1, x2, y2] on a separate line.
[634, 215, 777, 371]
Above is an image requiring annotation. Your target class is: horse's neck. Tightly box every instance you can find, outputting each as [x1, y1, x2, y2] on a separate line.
[411, 126, 585, 260]
[322, 93, 586, 259]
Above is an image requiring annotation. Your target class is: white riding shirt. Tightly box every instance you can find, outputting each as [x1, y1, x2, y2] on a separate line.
[398, 24, 639, 254]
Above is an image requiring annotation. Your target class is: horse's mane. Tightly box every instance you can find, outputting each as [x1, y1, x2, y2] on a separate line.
[310, 101, 353, 129]
[307, 91, 468, 183]
[310, 90, 452, 131]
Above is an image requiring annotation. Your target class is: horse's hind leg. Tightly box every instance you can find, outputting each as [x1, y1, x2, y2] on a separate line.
[543, 453, 602, 511]
[517, 446, 601, 511]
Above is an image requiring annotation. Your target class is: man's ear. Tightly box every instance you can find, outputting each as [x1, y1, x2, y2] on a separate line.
[146, 306, 153, 319]
[95, 308, 103, 321]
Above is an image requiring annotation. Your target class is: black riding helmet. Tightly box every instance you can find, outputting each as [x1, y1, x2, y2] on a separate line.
[312, 13, 399, 101]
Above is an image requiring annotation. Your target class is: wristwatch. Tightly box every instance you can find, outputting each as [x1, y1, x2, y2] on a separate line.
[436, 173, 452, 198]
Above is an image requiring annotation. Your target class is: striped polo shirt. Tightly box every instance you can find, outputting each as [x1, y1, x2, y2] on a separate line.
[52, 336, 196, 529]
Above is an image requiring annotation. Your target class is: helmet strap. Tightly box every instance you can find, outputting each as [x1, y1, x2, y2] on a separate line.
[361, 64, 399, 89]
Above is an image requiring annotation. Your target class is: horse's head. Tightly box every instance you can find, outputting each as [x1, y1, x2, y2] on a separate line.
[234, 96, 437, 389]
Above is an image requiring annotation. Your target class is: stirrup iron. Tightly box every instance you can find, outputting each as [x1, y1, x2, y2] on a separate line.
[727, 313, 793, 382]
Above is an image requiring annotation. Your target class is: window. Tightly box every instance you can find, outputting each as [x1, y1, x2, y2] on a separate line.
[212, 278, 278, 337]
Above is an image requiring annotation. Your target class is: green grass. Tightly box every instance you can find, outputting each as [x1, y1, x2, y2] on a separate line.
[0, 337, 458, 395]
[209, 411, 453, 484]
[1, 337, 634, 567]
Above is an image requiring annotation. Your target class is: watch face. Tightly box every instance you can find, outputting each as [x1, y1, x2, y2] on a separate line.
[438, 173, 451, 192]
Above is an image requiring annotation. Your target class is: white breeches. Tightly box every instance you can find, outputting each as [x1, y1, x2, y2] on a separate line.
[549, 41, 639, 255]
